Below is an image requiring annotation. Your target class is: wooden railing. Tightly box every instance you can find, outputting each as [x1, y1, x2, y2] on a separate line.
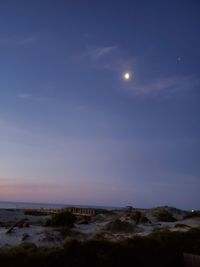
[63, 207, 95, 217]
[24, 207, 95, 217]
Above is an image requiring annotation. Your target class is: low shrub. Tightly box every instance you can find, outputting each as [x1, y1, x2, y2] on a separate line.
[184, 211, 200, 219]
[105, 219, 134, 233]
[1, 228, 200, 267]
[24, 210, 49, 216]
[174, 223, 190, 228]
[130, 211, 150, 224]
[155, 210, 177, 222]
[45, 211, 76, 227]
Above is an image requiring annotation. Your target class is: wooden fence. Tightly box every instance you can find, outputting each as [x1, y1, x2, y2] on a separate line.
[24, 207, 95, 217]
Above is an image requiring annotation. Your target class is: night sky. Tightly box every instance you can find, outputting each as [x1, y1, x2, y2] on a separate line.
[0, 0, 200, 209]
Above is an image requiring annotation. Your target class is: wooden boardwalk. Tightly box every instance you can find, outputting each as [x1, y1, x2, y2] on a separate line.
[24, 207, 95, 217]
[64, 207, 95, 217]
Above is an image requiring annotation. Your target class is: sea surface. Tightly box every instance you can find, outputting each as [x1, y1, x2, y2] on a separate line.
[0, 201, 119, 210]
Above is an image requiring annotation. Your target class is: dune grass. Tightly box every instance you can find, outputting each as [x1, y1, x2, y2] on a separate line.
[0, 227, 200, 267]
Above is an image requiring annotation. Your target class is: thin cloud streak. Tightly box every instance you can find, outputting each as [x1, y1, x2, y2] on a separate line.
[124, 75, 200, 96]
[0, 183, 57, 190]
[0, 117, 47, 141]
[79, 44, 138, 80]
[84, 45, 117, 60]
[0, 35, 38, 46]
[82, 45, 199, 97]
[17, 93, 49, 102]
[17, 93, 32, 99]
[0, 181, 62, 203]
[0, 178, 60, 196]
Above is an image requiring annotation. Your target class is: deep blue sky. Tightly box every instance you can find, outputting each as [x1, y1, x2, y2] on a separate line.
[0, 0, 199, 209]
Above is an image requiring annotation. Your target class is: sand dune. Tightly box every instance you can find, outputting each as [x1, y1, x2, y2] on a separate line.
[0, 206, 199, 247]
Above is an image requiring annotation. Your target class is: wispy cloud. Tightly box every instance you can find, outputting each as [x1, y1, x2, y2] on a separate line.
[0, 176, 58, 190]
[0, 180, 60, 201]
[85, 45, 117, 60]
[124, 75, 200, 96]
[17, 93, 32, 99]
[81, 44, 137, 76]
[0, 35, 38, 46]
[17, 36, 38, 45]
[17, 93, 48, 102]
[82, 44, 199, 97]
[0, 117, 37, 138]
[0, 183, 55, 190]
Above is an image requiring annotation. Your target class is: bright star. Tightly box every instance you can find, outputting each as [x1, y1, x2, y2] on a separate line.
[123, 72, 131, 80]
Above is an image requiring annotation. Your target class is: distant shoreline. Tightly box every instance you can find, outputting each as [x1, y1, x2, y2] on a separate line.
[0, 200, 120, 211]
[0, 200, 197, 212]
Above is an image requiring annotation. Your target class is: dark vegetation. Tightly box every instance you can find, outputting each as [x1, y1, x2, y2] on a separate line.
[130, 211, 150, 224]
[77, 216, 91, 224]
[24, 210, 49, 216]
[0, 228, 200, 267]
[184, 211, 200, 219]
[175, 223, 191, 228]
[155, 210, 177, 222]
[45, 211, 76, 227]
[95, 209, 113, 215]
[105, 219, 134, 233]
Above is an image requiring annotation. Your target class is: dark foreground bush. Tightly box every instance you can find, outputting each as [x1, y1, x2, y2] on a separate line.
[95, 208, 113, 215]
[105, 219, 134, 233]
[175, 223, 191, 228]
[45, 211, 76, 227]
[155, 210, 177, 222]
[0, 228, 200, 267]
[24, 209, 49, 216]
[130, 211, 150, 224]
[184, 211, 200, 219]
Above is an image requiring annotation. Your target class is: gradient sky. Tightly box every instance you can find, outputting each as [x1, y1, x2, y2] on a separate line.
[0, 0, 200, 209]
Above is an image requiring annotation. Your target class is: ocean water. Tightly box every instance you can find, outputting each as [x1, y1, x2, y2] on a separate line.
[0, 201, 67, 209]
[0, 201, 119, 210]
